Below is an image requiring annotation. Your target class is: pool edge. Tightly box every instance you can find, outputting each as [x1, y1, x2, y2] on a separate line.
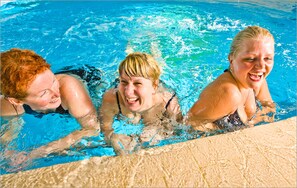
[1, 116, 296, 187]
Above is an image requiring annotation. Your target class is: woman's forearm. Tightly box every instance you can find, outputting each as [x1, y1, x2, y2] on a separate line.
[29, 128, 99, 159]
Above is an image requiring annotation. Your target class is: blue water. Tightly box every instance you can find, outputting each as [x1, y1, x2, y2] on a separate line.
[0, 0, 296, 174]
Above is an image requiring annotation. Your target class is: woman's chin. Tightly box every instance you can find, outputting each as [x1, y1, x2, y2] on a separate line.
[126, 101, 141, 112]
[128, 107, 139, 113]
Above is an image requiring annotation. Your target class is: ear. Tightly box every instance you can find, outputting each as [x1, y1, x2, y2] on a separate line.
[228, 54, 233, 64]
[228, 54, 235, 70]
[7, 97, 24, 106]
[153, 80, 159, 94]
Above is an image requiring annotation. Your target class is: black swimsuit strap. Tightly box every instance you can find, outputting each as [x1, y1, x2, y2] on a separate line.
[115, 90, 176, 114]
[23, 103, 68, 118]
[116, 91, 122, 114]
[55, 105, 68, 114]
[23, 104, 35, 114]
[165, 92, 176, 110]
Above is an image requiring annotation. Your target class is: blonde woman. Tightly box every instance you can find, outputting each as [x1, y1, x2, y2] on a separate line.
[187, 26, 276, 132]
[99, 52, 182, 155]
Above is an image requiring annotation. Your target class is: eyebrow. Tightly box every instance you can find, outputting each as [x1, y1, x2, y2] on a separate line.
[243, 51, 274, 55]
[35, 74, 56, 95]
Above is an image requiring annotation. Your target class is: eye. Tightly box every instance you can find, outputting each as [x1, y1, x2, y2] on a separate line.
[40, 90, 48, 97]
[134, 82, 142, 86]
[244, 57, 256, 62]
[120, 80, 128, 85]
[265, 57, 273, 61]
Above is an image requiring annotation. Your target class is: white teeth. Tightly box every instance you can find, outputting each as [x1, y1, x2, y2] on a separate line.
[50, 98, 59, 103]
[250, 72, 263, 76]
[249, 72, 264, 81]
[126, 97, 137, 102]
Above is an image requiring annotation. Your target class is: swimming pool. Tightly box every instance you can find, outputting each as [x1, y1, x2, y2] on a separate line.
[0, 0, 296, 174]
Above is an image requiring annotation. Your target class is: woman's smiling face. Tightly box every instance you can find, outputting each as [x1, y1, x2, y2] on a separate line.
[229, 37, 274, 90]
[118, 72, 156, 113]
[23, 69, 61, 111]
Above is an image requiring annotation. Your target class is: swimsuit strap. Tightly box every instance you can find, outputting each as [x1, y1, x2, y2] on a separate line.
[23, 104, 43, 118]
[23, 103, 68, 118]
[55, 105, 69, 114]
[225, 68, 242, 94]
[165, 92, 176, 110]
[23, 104, 35, 114]
[225, 68, 235, 79]
[116, 91, 122, 114]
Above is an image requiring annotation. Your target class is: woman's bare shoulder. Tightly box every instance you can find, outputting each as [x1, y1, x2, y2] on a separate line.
[0, 97, 25, 117]
[205, 73, 239, 93]
[200, 73, 242, 108]
[56, 74, 81, 85]
[102, 88, 118, 103]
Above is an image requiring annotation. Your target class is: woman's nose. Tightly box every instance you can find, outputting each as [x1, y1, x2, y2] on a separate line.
[125, 84, 135, 95]
[255, 58, 265, 69]
[52, 89, 60, 97]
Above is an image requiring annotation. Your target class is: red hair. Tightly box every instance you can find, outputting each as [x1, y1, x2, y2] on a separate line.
[0, 48, 50, 99]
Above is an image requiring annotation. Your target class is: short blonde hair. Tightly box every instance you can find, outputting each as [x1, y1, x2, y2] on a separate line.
[118, 52, 161, 83]
[229, 26, 275, 57]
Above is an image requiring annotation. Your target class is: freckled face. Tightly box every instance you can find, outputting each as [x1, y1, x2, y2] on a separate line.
[23, 69, 61, 111]
[229, 37, 274, 90]
[118, 72, 156, 113]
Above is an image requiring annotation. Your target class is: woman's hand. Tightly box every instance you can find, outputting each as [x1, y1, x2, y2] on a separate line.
[4, 150, 32, 173]
[108, 133, 138, 155]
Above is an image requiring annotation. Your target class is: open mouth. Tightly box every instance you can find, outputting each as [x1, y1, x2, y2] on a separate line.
[249, 72, 264, 82]
[50, 97, 60, 104]
[126, 97, 139, 104]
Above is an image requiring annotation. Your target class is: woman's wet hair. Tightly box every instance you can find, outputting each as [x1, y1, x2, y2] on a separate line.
[118, 52, 161, 84]
[229, 26, 275, 57]
[0, 48, 50, 99]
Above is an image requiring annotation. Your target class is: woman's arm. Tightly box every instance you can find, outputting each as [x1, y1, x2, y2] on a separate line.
[26, 75, 100, 159]
[60, 75, 100, 130]
[99, 89, 118, 140]
[7, 127, 99, 170]
[3, 75, 101, 170]
[0, 96, 25, 117]
[256, 78, 275, 107]
[0, 117, 24, 146]
[99, 89, 137, 155]
[248, 79, 276, 125]
[186, 80, 241, 131]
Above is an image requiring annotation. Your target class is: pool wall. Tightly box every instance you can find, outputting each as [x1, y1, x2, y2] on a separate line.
[1, 116, 296, 187]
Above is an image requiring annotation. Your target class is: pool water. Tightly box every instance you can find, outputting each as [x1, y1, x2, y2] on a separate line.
[0, 0, 296, 174]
